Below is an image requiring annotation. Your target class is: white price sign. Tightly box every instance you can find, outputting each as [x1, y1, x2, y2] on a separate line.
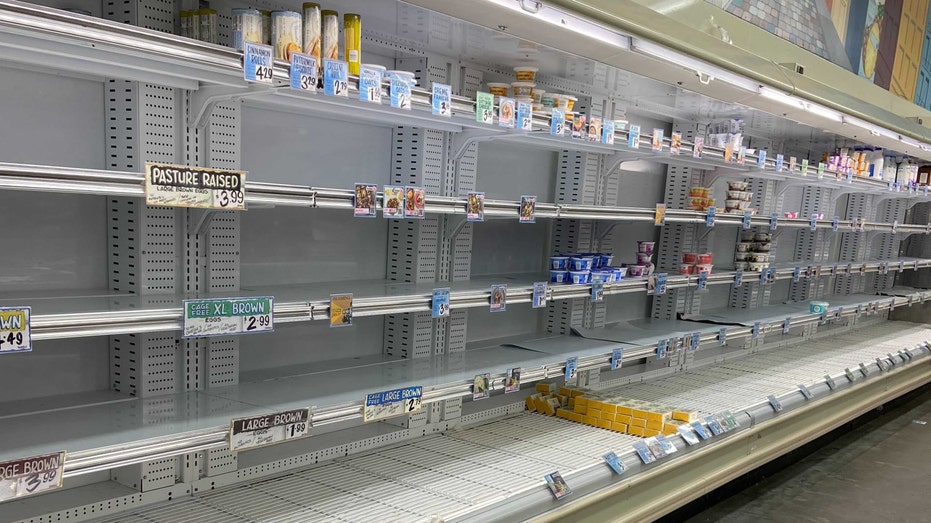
[229, 409, 310, 451]
[145, 163, 246, 210]
[0, 452, 65, 502]
[182, 297, 273, 338]
[363, 386, 423, 423]
[0, 307, 31, 354]
[243, 42, 274, 83]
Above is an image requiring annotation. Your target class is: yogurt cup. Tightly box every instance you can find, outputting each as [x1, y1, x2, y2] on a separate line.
[541, 93, 556, 108]
[591, 270, 612, 283]
[569, 270, 590, 284]
[697, 253, 713, 264]
[550, 256, 569, 270]
[728, 181, 749, 190]
[734, 262, 749, 270]
[565, 95, 578, 111]
[809, 301, 829, 314]
[682, 252, 698, 264]
[736, 242, 753, 252]
[531, 89, 545, 104]
[386, 70, 417, 88]
[550, 270, 569, 283]
[514, 66, 538, 82]
[554, 94, 570, 111]
[696, 264, 713, 274]
[511, 82, 535, 98]
[614, 267, 628, 280]
[600, 254, 614, 267]
[637, 241, 656, 255]
[487, 82, 510, 97]
[590, 254, 604, 269]
[680, 264, 695, 275]
[734, 252, 749, 261]
[569, 256, 593, 271]
[636, 252, 653, 265]
[628, 265, 647, 277]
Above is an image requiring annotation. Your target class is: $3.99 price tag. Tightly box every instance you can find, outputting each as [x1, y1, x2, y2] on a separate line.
[0, 307, 31, 354]
[145, 163, 246, 210]
[0, 451, 65, 502]
[244, 42, 274, 83]
[432, 288, 450, 318]
[182, 297, 273, 338]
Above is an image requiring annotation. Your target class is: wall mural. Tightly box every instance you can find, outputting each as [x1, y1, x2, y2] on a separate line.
[709, 0, 931, 110]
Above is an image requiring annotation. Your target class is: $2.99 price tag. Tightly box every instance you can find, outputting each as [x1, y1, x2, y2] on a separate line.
[0, 451, 65, 502]
[0, 307, 31, 354]
[364, 386, 423, 423]
[182, 297, 273, 338]
[244, 42, 274, 83]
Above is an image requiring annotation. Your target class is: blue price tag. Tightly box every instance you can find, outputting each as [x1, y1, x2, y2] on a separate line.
[697, 271, 708, 290]
[432, 288, 450, 318]
[627, 125, 640, 148]
[358, 65, 384, 103]
[532, 282, 547, 309]
[845, 169, 853, 183]
[810, 214, 818, 231]
[757, 150, 766, 169]
[924, 185, 929, 197]
[657, 339, 668, 359]
[517, 101, 533, 131]
[832, 216, 839, 232]
[783, 317, 791, 334]
[653, 273, 667, 296]
[602, 119, 615, 145]
[244, 42, 273, 84]
[323, 59, 348, 96]
[432, 83, 451, 117]
[690, 332, 700, 351]
[390, 76, 411, 110]
[565, 356, 578, 381]
[775, 153, 784, 172]
[611, 348, 624, 370]
[591, 281, 604, 302]
[742, 211, 752, 230]
[706, 206, 716, 227]
[793, 267, 801, 282]
[550, 109, 565, 136]
[734, 269, 743, 287]
[888, 180, 895, 191]
[290, 52, 317, 91]
[718, 328, 726, 346]
[759, 270, 767, 285]
[751, 321, 760, 339]
[770, 213, 778, 230]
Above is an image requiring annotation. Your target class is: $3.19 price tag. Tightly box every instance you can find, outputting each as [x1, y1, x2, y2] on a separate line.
[229, 409, 310, 452]
[364, 386, 423, 422]
[182, 297, 273, 338]
[243, 42, 273, 83]
[432, 288, 450, 318]
[0, 451, 65, 502]
[0, 307, 31, 354]
[290, 53, 317, 91]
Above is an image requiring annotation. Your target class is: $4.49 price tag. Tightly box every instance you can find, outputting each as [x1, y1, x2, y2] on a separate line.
[145, 163, 246, 210]
[0, 451, 65, 502]
[229, 409, 310, 452]
[0, 307, 31, 354]
[182, 297, 273, 338]
[364, 386, 423, 423]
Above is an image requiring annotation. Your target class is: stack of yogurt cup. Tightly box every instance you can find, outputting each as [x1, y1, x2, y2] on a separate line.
[625, 241, 656, 277]
[549, 253, 627, 284]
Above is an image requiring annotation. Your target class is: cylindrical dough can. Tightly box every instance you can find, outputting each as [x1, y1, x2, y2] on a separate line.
[271, 11, 302, 60]
[231, 8, 263, 51]
[321, 10, 339, 62]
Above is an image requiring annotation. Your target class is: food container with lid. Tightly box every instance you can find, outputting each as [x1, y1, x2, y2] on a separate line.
[565, 95, 578, 112]
[627, 265, 647, 277]
[532, 89, 545, 104]
[550, 256, 569, 270]
[754, 232, 772, 242]
[809, 301, 829, 314]
[696, 264, 713, 274]
[301, 3, 321, 59]
[734, 252, 749, 261]
[487, 82, 510, 97]
[735, 262, 749, 270]
[736, 242, 753, 252]
[591, 270, 612, 284]
[554, 94, 570, 111]
[614, 267, 627, 280]
[690, 187, 711, 198]
[600, 254, 614, 267]
[386, 70, 416, 86]
[736, 200, 751, 210]
[232, 8, 264, 51]
[569, 256, 593, 271]
[728, 181, 749, 191]
[569, 271, 590, 284]
[511, 82, 535, 97]
[749, 253, 770, 262]
[682, 252, 698, 264]
[514, 66, 538, 81]
[680, 264, 695, 275]
[550, 270, 568, 283]
[748, 262, 769, 272]
[725, 199, 739, 209]
[697, 253, 713, 264]
[637, 241, 656, 255]
[753, 242, 771, 252]
[636, 252, 653, 265]
[541, 93, 556, 108]
[344, 13, 361, 75]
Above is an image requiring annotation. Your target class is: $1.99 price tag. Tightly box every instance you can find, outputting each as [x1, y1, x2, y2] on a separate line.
[0, 451, 65, 502]
[229, 409, 310, 452]
[244, 42, 274, 83]
[0, 307, 31, 354]
[182, 297, 273, 338]
[145, 163, 246, 210]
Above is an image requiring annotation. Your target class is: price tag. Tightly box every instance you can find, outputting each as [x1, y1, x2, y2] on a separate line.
[925, 185, 930, 197]
[544, 471, 572, 499]
[757, 150, 767, 169]
[551, 109, 565, 136]
[859, 218, 866, 232]
[182, 297, 273, 338]
[888, 180, 895, 191]
[243, 42, 273, 83]
[793, 267, 801, 282]
[797, 384, 813, 399]
[229, 408, 310, 451]
[0, 452, 65, 502]
[734, 269, 743, 287]
[532, 281, 548, 309]
[649, 273, 668, 296]
[706, 206, 716, 227]
[810, 214, 818, 231]
[0, 307, 31, 354]
[737, 146, 746, 165]
[766, 267, 776, 285]
[801, 158, 809, 175]
[783, 317, 792, 334]
[751, 321, 760, 340]
[359, 65, 384, 103]
[517, 100, 533, 131]
[916, 259, 922, 271]
[813, 265, 822, 278]
[693, 136, 704, 158]
[432, 288, 450, 318]
[390, 76, 411, 110]
[845, 263, 853, 275]
[844, 368, 856, 381]
[602, 452, 627, 475]
[627, 125, 641, 148]
[611, 348, 624, 370]
[825, 375, 836, 390]
[505, 368, 521, 393]
[363, 386, 423, 423]
[899, 260, 906, 272]
[767, 394, 783, 412]
[476, 91, 494, 124]
[856, 304, 862, 317]
[655, 203, 666, 226]
[770, 213, 778, 230]
[432, 83, 451, 117]
[775, 154, 784, 172]
[490, 283, 506, 312]
[893, 220, 898, 234]
[602, 119, 615, 145]
[887, 353, 898, 366]
[759, 270, 768, 285]
[472, 373, 490, 400]
[742, 211, 752, 229]
[846, 169, 853, 183]
[816, 162, 825, 179]
[499, 97, 516, 128]
[656, 339, 668, 360]
[145, 163, 245, 210]
[896, 182, 902, 192]
[651, 128, 664, 152]
[290, 52, 317, 91]
[591, 281, 604, 302]
[718, 327, 727, 346]
[565, 356, 579, 381]
[690, 332, 700, 351]
[832, 216, 839, 232]
[323, 59, 348, 96]
[859, 362, 870, 377]
[330, 293, 353, 327]
[697, 271, 708, 290]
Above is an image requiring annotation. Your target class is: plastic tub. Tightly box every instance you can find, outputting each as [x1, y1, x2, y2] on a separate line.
[637, 241, 656, 255]
[697, 253, 713, 264]
[810, 301, 829, 314]
[511, 82, 535, 97]
[628, 265, 647, 277]
[613, 267, 627, 280]
[728, 181, 749, 190]
[569, 256, 593, 271]
[550, 270, 568, 283]
[565, 95, 578, 112]
[591, 270, 612, 283]
[550, 256, 569, 270]
[531, 90, 545, 104]
[748, 262, 769, 272]
[386, 70, 416, 86]
[636, 252, 653, 265]
[487, 82, 510, 97]
[514, 66, 538, 82]
[734, 252, 749, 261]
[599, 254, 614, 267]
[682, 252, 698, 264]
[736, 200, 751, 210]
[679, 264, 695, 275]
[736, 242, 753, 252]
[725, 199, 739, 209]
[754, 232, 772, 242]
[749, 253, 770, 262]
[554, 94, 570, 112]
[689, 187, 710, 198]
[541, 93, 556, 108]
[569, 271, 589, 284]
[753, 242, 771, 252]
[696, 264, 713, 274]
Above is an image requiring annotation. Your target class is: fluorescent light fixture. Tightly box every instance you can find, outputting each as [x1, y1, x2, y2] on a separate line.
[480, 0, 629, 49]
[631, 37, 758, 92]
[804, 102, 843, 123]
[843, 116, 899, 140]
[758, 86, 805, 109]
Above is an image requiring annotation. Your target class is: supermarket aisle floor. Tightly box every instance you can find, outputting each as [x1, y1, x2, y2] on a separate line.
[680, 384, 931, 523]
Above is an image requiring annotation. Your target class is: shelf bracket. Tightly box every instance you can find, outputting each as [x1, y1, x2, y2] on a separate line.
[450, 129, 510, 161]
[188, 208, 217, 235]
[188, 84, 284, 128]
[445, 215, 468, 240]
[595, 222, 619, 241]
